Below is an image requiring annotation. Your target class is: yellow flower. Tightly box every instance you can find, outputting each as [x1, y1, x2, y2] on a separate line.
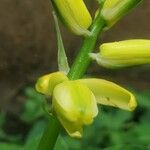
[101, 0, 142, 29]
[90, 39, 150, 68]
[53, 80, 98, 138]
[52, 0, 92, 36]
[35, 71, 137, 138]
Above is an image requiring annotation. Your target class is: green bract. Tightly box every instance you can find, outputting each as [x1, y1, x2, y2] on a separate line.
[36, 71, 137, 138]
[101, 0, 142, 28]
[52, 0, 92, 36]
[90, 39, 150, 68]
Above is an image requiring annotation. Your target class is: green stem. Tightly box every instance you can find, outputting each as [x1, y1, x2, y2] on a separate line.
[37, 13, 105, 150]
[68, 16, 105, 80]
[37, 116, 60, 150]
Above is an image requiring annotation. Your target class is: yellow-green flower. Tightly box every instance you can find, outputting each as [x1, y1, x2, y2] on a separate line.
[90, 39, 150, 68]
[101, 0, 142, 29]
[53, 80, 98, 138]
[35, 71, 137, 138]
[52, 0, 92, 36]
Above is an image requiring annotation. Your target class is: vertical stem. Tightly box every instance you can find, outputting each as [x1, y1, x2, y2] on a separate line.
[37, 116, 60, 150]
[37, 13, 105, 150]
[68, 16, 105, 80]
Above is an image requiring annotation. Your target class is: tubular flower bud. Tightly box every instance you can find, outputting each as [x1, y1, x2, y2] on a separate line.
[35, 72, 68, 96]
[90, 39, 150, 68]
[52, 0, 92, 36]
[53, 80, 98, 138]
[101, 0, 142, 28]
[35, 71, 137, 138]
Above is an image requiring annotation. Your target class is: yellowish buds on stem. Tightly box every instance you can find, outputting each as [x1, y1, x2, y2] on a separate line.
[36, 71, 137, 138]
[52, 0, 92, 36]
[90, 39, 150, 69]
[101, 0, 142, 28]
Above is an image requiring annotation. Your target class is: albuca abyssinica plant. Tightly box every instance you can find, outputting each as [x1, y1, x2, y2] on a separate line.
[35, 0, 150, 149]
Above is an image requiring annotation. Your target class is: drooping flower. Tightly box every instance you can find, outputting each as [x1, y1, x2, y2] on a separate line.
[53, 80, 98, 138]
[36, 71, 137, 138]
[90, 39, 150, 68]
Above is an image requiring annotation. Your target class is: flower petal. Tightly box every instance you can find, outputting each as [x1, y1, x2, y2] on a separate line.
[78, 79, 137, 111]
[35, 72, 68, 96]
[57, 116, 83, 138]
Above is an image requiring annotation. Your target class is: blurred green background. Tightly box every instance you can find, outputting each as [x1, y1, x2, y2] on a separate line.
[0, 0, 150, 149]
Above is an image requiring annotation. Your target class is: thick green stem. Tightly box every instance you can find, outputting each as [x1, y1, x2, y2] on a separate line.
[68, 16, 105, 80]
[37, 13, 105, 150]
[37, 116, 60, 150]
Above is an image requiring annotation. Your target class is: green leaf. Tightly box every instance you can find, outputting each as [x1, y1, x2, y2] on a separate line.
[0, 143, 22, 150]
[24, 120, 46, 150]
[53, 11, 70, 74]
[136, 90, 150, 109]
[20, 87, 45, 123]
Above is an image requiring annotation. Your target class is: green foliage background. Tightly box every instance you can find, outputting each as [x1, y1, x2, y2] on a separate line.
[0, 87, 150, 150]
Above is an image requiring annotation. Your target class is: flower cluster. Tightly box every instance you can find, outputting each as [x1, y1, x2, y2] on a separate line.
[36, 72, 137, 138]
[35, 0, 149, 140]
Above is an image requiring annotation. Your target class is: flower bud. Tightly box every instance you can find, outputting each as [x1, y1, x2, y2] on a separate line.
[35, 72, 68, 96]
[52, 0, 92, 36]
[52, 80, 98, 138]
[101, 0, 142, 28]
[90, 39, 150, 68]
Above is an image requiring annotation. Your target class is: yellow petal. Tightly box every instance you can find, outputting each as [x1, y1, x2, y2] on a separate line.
[35, 72, 68, 96]
[53, 80, 98, 137]
[53, 0, 92, 36]
[100, 39, 150, 58]
[78, 79, 137, 111]
[57, 116, 83, 138]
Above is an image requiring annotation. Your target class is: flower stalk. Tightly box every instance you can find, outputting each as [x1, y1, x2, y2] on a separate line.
[37, 11, 105, 150]
[36, 0, 144, 149]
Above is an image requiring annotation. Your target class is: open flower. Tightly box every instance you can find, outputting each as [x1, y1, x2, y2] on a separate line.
[52, 0, 92, 36]
[36, 71, 137, 138]
[90, 39, 150, 68]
